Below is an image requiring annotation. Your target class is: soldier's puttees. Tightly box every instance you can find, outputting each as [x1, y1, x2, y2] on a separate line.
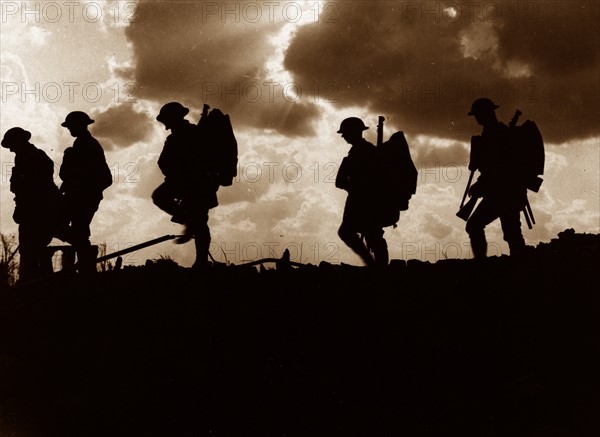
[335, 117, 389, 267]
[152, 102, 220, 272]
[57, 111, 113, 273]
[2, 127, 63, 282]
[460, 98, 530, 259]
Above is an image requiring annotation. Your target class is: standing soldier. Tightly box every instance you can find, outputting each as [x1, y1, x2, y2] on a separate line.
[2, 127, 62, 282]
[152, 102, 219, 271]
[335, 117, 389, 267]
[58, 111, 113, 272]
[463, 98, 527, 258]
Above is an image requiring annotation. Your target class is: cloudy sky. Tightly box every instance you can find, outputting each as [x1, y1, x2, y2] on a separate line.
[1, 0, 599, 268]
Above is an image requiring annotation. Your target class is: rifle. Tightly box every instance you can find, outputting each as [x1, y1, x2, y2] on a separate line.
[377, 116, 385, 147]
[508, 109, 536, 229]
[459, 170, 474, 211]
[94, 234, 182, 265]
[198, 103, 210, 127]
[456, 195, 478, 221]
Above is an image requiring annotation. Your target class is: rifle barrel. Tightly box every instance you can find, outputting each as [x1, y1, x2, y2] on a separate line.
[522, 207, 532, 230]
[95, 235, 181, 264]
[456, 195, 478, 221]
[525, 198, 535, 225]
[377, 116, 385, 147]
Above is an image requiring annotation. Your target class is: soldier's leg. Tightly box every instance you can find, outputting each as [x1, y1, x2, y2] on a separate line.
[500, 208, 526, 256]
[60, 246, 76, 271]
[338, 221, 375, 267]
[191, 210, 211, 270]
[37, 227, 54, 276]
[365, 227, 388, 267]
[53, 192, 73, 244]
[465, 198, 500, 259]
[16, 222, 52, 281]
[71, 200, 99, 272]
[17, 223, 38, 282]
[152, 182, 184, 221]
[71, 209, 94, 247]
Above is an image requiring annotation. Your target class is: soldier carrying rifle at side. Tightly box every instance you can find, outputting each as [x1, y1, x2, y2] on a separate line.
[458, 97, 536, 259]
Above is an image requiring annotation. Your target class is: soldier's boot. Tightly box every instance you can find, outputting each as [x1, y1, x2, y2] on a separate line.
[192, 226, 211, 272]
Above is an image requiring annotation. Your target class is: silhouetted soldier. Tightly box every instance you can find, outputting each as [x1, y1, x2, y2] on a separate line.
[464, 98, 527, 258]
[335, 117, 389, 267]
[58, 111, 112, 272]
[153, 102, 219, 271]
[2, 127, 62, 282]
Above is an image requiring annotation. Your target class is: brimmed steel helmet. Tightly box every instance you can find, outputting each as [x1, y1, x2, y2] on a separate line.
[156, 102, 189, 123]
[337, 117, 369, 134]
[1, 127, 32, 148]
[467, 98, 500, 116]
[61, 111, 95, 127]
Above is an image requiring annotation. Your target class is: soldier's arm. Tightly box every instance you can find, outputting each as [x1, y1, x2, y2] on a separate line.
[9, 168, 20, 194]
[58, 148, 73, 182]
[335, 157, 351, 191]
[38, 150, 55, 181]
[157, 143, 175, 177]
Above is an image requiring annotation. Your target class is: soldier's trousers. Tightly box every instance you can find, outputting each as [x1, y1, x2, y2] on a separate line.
[55, 194, 101, 272]
[18, 221, 54, 282]
[466, 197, 526, 258]
[338, 221, 388, 267]
[152, 182, 182, 220]
[189, 213, 211, 269]
[339, 195, 389, 266]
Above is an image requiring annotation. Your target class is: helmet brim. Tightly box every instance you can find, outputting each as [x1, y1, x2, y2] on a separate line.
[337, 126, 369, 133]
[61, 120, 94, 127]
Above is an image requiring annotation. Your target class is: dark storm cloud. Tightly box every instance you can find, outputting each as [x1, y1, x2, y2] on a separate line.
[124, 0, 319, 136]
[91, 104, 153, 150]
[284, 1, 600, 143]
[496, 2, 598, 74]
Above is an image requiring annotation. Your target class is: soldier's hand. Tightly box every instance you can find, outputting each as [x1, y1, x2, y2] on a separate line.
[468, 181, 482, 198]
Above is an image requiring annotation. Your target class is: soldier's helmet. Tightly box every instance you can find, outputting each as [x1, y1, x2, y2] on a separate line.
[1, 127, 32, 148]
[61, 111, 95, 128]
[467, 98, 500, 116]
[337, 117, 369, 134]
[156, 102, 189, 123]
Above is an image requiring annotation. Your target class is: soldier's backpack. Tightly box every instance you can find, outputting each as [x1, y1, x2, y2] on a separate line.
[197, 104, 238, 187]
[508, 109, 545, 192]
[375, 116, 418, 228]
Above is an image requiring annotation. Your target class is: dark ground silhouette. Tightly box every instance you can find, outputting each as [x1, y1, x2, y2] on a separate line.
[0, 229, 598, 437]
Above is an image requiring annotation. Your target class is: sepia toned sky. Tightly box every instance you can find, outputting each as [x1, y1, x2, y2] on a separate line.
[1, 0, 599, 268]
